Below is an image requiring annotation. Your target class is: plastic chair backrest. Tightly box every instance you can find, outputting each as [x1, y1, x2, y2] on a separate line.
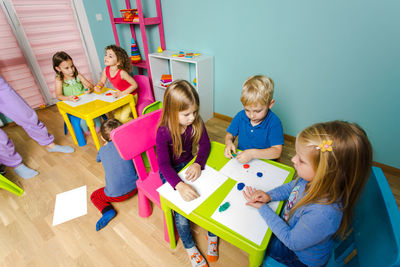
[264, 167, 400, 267]
[326, 166, 400, 266]
[134, 75, 155, 115]
[110, 109, 162, 181]
[142, 101, 162, 115]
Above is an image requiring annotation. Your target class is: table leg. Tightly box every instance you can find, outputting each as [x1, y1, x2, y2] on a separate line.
[249, 250, 265, 267]
[59, 109, 78, 145]
[129, 99, 138, 119]
[86, 119, 100, 150]
[161, 200, 176, 249]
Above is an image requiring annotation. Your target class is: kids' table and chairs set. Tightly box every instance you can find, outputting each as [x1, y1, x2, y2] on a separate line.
[110, 108, 400, 267]
[2, 74, 399, 266]
[57, 74, 156, 150]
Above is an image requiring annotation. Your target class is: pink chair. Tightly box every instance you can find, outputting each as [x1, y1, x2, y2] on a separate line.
[133, 75, 155, 116]
[110, 109, 176, 243]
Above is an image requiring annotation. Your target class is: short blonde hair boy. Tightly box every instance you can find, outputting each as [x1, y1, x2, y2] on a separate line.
[240, 75, 274, 107]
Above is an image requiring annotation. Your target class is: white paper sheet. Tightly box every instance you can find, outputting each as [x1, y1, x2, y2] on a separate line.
[211, 158, 290, 245]
[52, 186, 87, 226]
[157, 165, 228, 215]
[63, 90, 128, 107]
[219, 158, 289, 192]
[211, 183, 279, 245]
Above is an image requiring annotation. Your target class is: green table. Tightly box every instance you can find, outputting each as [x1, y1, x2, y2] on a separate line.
[160, 141, 295, 267]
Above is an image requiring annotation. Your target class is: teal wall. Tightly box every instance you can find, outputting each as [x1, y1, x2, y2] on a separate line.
[82, 0, 400, 168]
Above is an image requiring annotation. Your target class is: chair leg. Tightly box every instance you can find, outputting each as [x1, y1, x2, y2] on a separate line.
[138, 190, 152, 217]
[68, 114, 86, 147]
[0, 174, 24, 196]
[64, 122, 68, 135]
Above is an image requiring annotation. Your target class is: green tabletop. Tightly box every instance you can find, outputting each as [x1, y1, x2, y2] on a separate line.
[160, 141, 295, 267]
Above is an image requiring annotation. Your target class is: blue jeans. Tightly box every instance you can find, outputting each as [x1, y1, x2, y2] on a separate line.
[263, 236, 307, 267]
[80, 116, 101, 133]
[159, 162, 216, 249]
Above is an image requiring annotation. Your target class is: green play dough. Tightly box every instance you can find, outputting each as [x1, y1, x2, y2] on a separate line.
[219, 202, 230, 212]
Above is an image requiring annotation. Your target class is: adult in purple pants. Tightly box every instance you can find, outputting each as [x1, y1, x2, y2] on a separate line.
[0, 76, 74, 179]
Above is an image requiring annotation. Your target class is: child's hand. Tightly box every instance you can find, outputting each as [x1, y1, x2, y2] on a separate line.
[94, 85, 102, 93]
[176, 182, 200, 201]
[243, 186, 271, 209]
[185, 163, 201, 182]
[68, 95, 79, 102]
[236, 149, 254, 163]
[224, 142, 237, 159]
[84, 88, 91, 94]
[112, 90, 121, 98]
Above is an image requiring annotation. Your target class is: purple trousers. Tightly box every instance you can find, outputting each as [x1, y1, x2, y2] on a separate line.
[0, 76, 54, 167]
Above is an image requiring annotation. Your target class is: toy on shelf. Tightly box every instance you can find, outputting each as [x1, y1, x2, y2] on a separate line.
[131, 38, 142, 63]
[160, 74, 172, 87]
[157, 46, 163, 53]
[120, 9, 139, 22]
[174, 51, 200, 58]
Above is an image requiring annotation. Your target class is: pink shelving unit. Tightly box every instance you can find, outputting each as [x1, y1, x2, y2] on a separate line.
[105, 0, 166, 85]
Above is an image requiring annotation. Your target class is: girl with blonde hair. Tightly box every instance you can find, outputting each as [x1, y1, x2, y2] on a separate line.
[156, 80, 218, 267]
[244, 120, 372, 266]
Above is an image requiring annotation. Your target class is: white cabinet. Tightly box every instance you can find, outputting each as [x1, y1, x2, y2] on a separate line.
[148, 50, 214, 122]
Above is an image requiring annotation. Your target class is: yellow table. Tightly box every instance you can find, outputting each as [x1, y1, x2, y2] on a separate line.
[160, 142, 295, 267]
[56, 89, 137, 150]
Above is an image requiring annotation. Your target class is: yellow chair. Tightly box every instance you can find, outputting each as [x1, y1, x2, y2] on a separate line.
[0, 173, 24, 196]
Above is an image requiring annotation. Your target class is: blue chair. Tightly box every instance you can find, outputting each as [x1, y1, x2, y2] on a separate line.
[64, 114, 86, 146]
[264, 166, 400, 267]
[63, 114, 108, 147]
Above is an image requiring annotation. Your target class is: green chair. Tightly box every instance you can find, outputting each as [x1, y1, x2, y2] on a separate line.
[141, 101, 162, 168]
[141, 101, 162, 116]
[0, 173, 24, 196]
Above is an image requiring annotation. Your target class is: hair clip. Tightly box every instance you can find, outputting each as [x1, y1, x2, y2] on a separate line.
[316, 140, 333, 152]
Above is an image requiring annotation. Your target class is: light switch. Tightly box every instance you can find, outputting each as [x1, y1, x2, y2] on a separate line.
[96, 13, 103, 21]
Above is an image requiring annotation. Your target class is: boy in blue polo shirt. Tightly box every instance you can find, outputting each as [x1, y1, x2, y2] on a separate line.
[224, 75, 283, 163]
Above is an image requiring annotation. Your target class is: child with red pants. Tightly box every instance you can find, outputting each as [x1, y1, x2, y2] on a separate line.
[90, 118, 138, 231]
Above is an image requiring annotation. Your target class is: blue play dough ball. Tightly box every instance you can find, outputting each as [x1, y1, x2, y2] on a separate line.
[257, 172, 263, 177]
[237, 182, 245, 191]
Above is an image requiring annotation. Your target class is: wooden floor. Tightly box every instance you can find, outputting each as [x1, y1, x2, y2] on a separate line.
[0, 105, 399, 267]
